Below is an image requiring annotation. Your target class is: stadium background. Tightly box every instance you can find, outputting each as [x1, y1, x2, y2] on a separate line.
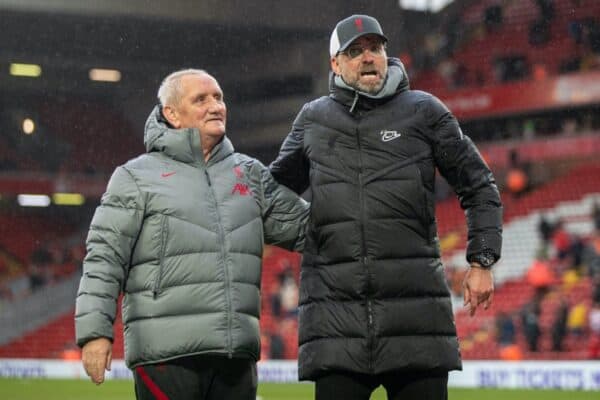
[1, 0, 600, 398]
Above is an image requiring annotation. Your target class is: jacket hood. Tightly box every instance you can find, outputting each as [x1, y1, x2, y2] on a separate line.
[329, 57, 409, 113]
[143, 105, 233, 165]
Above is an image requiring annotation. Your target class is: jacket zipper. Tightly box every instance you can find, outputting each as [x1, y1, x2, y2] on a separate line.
[153, 215, 169, 298]
[205, 169, 234, 358]
[356, 126, 374, 372]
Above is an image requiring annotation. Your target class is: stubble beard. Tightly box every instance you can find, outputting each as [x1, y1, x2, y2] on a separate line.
[355, 79, 384, 94]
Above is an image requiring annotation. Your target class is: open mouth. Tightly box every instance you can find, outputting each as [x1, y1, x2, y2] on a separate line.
[360, 71, 379, 78]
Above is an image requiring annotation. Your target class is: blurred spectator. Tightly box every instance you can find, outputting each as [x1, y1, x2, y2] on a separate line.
[536, 0, 555, 22]
[499, 343, 524, 361]
[589, 332, 600, 359]
[532, 63, 548, 81]
[570, 235, 586, 269]
[474, 69, 486, 86]
[526, 252, 557, 298]
[592, 274, 600, 304]
[521, 299, 541, 352]
[559, 56, 583, 74]
[278, 318, 299, 359]
[483, 4, 503, 32]
[495, 311, 516, 346]
[593, 202, 600, 231]
[529, 19, 551, 46]
[437, 59, 457, 88]
[561, 118, 579, 136]
[528, 1, 554, 47]
[551, 297, 569, 351]
[551, 219, 572, 260]
[588, 303, 600, 358]
[568, 19, 585, 45]
[269, 334, 285, 360]
[422, 32, 447, 67]
[494, 54, 530, 82]
[567, 302, 588, 337]
[27, 263, 48, 291]
[538, 213, 555, 247]
[505, 149, 530, 197]
[261, 326, 286, 360]
[453, 63, 469, 88]
[589, 303, 600, 333]
[271, 264, 299, 319]
[278, 270, 299, 318]
[30, 245, 52, 266]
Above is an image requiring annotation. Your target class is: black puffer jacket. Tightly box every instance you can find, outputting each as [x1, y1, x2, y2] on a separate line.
[270, 58, 502, 380]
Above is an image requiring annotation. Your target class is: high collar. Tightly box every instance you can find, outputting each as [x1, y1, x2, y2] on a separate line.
[143, 105, 233, 166]
[329, 57, 410, 114]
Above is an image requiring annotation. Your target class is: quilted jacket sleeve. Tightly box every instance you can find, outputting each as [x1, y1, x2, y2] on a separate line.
[424, 95, 503, 264]
[249, 160, 309, 252]
[75, 166, 145, 347]
[269, 104, 311, 194]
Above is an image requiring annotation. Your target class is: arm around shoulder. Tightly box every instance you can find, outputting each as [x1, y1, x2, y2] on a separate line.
[252, 160, 309, 252]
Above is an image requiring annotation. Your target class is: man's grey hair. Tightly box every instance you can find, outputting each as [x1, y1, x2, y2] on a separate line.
[157, 69, 209, 107]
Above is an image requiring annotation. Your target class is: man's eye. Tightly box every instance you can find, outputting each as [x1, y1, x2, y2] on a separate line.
[347, 48, 362, 58]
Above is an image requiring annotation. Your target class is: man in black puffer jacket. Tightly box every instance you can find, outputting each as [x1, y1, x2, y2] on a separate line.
[270, 15, 503, 400]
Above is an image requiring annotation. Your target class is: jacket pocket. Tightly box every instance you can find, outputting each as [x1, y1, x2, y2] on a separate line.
[414, 167, 430, 223]
[414, 167, 435, 241]
[153, 214, 169, 298]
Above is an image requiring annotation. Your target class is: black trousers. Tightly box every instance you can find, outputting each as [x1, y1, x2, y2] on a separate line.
[133, 355, 257, 400]
[315, 370, 448, 400]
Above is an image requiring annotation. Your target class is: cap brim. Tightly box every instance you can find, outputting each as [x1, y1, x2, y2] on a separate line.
[338, 33, 388, 54]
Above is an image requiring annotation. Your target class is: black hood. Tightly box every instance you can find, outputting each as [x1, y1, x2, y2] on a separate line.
[329, 57, 409, 113]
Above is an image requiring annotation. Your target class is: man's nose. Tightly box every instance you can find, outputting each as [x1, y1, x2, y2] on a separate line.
[360, 49, 377, 61]
[208, 99, 225, 112]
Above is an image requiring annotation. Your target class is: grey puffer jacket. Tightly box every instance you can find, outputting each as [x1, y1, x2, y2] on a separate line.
[75, 106, 309, 368]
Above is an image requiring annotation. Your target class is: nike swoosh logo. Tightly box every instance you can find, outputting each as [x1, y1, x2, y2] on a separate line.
[381, 130, 402, 142]
[161, 172, 176, 178]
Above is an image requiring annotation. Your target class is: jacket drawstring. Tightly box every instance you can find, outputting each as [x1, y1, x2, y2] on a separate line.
[349, 91, 359, 114]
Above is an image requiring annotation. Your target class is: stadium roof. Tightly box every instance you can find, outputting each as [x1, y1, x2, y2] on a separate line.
[399, 0, 455, 12]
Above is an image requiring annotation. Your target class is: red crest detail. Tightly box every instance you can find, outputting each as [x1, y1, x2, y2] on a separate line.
[232, 183, 251, 196]
[354, 18, 364, 32]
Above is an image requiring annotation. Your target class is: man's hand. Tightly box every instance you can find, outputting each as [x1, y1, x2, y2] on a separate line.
[81, 337, 112, 385]
[463, 263, 494, 317]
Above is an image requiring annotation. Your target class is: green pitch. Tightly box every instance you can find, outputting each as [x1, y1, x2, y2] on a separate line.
[0, 379, 599, 399]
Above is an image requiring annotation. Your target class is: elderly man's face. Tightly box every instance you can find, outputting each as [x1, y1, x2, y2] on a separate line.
[331, 34, 388, 94]
[166, 73, 227, 140]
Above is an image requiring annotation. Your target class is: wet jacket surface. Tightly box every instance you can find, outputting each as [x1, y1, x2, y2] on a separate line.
[75, 106, 309, 368]
[270, 59, 503, 380]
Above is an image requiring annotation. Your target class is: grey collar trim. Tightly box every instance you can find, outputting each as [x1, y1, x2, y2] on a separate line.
[334, 64, 404, 100]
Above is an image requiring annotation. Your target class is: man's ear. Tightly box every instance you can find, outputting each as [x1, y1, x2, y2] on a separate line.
[162, 105, 180, 128]
[331, 56, 341, 75]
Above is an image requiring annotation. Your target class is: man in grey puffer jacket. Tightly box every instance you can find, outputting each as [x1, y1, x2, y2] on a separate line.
[75, 69, 309, 400]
